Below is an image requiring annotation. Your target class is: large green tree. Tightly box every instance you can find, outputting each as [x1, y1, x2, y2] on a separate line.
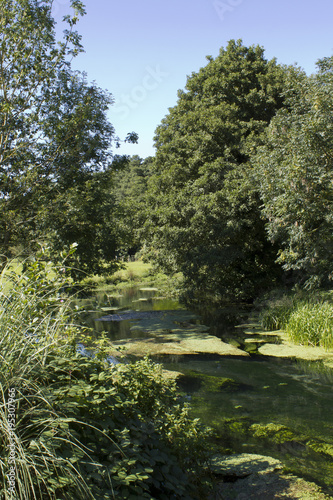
[0, 0, 84, 252]
[0, 0, 135, 275]
[145, 40, 287, 303]
[255, 58, 333, 288]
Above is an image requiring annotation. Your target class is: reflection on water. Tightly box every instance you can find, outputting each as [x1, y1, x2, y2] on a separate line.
[74, 287, 182, 340]
[76, 286, 333, 494]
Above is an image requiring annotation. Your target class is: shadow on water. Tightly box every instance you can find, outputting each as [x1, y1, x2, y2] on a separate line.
[75, 286, 333, 495]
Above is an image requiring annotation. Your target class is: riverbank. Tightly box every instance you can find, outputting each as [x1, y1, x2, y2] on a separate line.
[81, 260, 183, 298]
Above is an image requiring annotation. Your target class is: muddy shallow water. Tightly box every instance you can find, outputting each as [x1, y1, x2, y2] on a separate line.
[77, 286, 333, 495]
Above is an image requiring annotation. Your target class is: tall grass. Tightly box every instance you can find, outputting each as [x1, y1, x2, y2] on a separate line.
[259, 292, 333, 350]
[0, 254, 91, 499]
[286, 301, 333, 349]
[259, 295, 296, 331]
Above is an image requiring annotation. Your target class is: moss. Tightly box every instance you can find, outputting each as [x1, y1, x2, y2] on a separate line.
[307, 441, 333, 459]
[250, 423, 296, 443]
[177, 370, 241, 394]
[222, 418, 251, 437]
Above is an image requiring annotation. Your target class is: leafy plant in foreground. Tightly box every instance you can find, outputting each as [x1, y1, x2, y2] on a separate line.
[0, 253, 211, 498]
[0, 252, 90, 499]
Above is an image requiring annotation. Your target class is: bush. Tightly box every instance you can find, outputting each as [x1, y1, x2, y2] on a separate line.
[0, 252, 211, 499]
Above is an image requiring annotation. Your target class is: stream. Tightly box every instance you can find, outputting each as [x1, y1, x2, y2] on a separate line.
[76, 285, 333, 495]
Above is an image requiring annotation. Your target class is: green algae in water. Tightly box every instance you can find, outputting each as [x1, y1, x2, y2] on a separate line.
[162, 355, 333, 493]
[250, 423, 306, 445]
[79, 285, 333, 494]
[177, 370, 241, 394]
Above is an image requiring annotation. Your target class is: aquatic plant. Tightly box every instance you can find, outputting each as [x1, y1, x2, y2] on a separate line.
[286, 301, 333, 349]
[259, 293, 333, 350]
[259, 295, 296, 330]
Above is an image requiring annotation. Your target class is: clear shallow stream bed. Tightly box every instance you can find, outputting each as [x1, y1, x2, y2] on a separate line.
[76, 286, 333, 495]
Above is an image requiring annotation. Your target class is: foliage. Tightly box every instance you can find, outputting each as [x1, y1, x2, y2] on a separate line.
[255, 57, 333, 288]
[145, 40, 287, 304]
[0, 0, 137, 277]
[0, 0, 85, 256]
[0, 254, 211, 499]
[44, 168, 124, 279]
[0, 249, 87, 499]
[114, 358, 212, 471]
[112, 155, 154, 257]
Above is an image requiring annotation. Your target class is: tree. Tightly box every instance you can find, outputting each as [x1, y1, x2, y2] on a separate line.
[112, 155, 153, 258]
[145, 40, 287, 303]
[0, 0, 137, 275]
[0, 0, 85, 253]
[255, 58, 333, 288]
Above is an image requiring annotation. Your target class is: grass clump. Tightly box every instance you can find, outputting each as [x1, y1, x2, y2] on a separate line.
[286, 301, 333, 349]
[0, 251, 211, 499]
[259, 296, 296, 331]
[259, 291, 333, 350]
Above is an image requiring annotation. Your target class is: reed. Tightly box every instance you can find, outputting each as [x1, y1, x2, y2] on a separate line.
[286, 301, 333, 349]
[259, 295, 296, 330]
[0, 254, 91, 499]
[259, 291, 333, 350]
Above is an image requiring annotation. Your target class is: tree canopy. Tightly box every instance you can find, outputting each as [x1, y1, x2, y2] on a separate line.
[1, 1, 332, 298]
[144, 40, 288, 302]
[0, 0, 137, 276]
[255, 57, 333, 288]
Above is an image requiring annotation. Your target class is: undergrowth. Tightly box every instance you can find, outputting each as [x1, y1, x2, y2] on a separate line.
[0, 250, 211, 499]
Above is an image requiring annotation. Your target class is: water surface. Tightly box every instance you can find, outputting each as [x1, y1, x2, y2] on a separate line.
[78, 286, 333, 494]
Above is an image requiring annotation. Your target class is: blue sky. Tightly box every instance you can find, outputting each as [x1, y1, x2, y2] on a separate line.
[53, 0, 333, 159]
